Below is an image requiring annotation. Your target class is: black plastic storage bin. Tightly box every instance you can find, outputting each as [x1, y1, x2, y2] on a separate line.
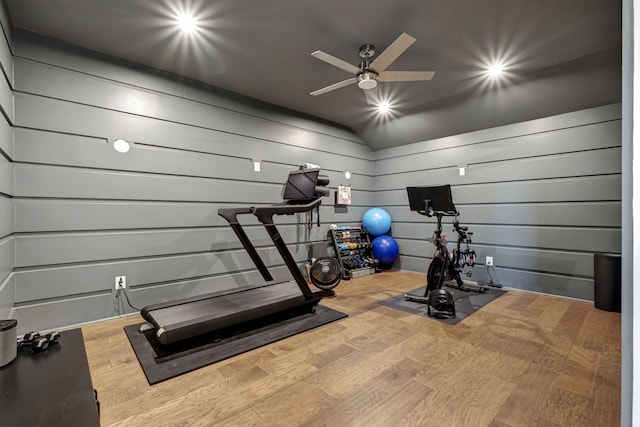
[593, 253, 621, 312]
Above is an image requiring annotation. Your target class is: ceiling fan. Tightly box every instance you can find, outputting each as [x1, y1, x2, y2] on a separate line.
[310, 33, 435, 105]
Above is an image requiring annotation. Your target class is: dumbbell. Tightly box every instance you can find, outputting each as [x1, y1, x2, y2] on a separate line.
[17, 331, 61, 353]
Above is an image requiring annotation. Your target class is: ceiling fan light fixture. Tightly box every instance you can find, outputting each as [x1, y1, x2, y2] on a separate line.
[357, 72, 378, 89]
[310, 33, 434, 101]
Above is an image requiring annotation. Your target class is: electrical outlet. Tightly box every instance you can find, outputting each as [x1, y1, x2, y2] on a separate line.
[115, 276, 126, 290]
[485, 256, 494, 266]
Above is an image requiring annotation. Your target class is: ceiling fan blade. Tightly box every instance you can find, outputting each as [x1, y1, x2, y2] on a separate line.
[378, 70, 435, 82]
[310, 78, 357, 96]
[363, 88, 378, 106]
[311, 50, 361, 74]
[370, 33, 415, 73]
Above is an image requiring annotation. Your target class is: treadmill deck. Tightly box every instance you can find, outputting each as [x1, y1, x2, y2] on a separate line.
[142, 281, 322, 345]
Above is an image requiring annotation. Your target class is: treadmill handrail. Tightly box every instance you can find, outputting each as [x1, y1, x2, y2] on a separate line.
[217, 206, 273, 282]
[253, 198, 322, 225]
[218, 206, 253, 223]
[252, 198, 322, 299]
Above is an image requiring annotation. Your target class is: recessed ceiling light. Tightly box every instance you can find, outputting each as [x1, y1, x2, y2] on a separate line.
[177, 13, 198, 33]
[377, 102, 390, 114]
[487, 63, 504, 77]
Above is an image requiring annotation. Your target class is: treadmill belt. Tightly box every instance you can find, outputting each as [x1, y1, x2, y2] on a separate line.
[143, 281, 322, 345]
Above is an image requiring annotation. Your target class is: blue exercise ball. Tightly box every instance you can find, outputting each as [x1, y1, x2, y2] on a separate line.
[362, 208, 392, 236]
[372, 235, 400, 265]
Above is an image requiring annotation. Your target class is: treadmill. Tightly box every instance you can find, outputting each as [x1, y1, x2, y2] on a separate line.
[140, 168, 329, 346]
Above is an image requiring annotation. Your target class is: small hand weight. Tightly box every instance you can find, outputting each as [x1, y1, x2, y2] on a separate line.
[17, 331, 61, 353]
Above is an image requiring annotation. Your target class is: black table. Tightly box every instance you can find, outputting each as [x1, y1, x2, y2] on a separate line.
[0, 328, 100, 426]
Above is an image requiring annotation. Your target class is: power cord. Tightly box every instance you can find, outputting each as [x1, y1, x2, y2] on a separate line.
[115, 287, 141, 312]
[478, 264, 503, 289]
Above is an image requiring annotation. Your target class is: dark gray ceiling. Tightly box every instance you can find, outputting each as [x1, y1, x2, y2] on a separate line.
[5, 0, 622, 150]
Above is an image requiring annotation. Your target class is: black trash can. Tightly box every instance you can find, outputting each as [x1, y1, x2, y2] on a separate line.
[593, 253, 621, 312]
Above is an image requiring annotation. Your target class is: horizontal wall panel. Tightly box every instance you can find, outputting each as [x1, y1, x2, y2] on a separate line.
[0, 155, 11, 196]
[13, 294, 115, 334]
[397, 238, 595, 277]
[0, 61, 12, 124]
[14, 199, 370, 232]
[377, 175, 621, 206]
[15, 59, 370, 158]
[13, 46, 364, 145]
[14, 244, 310, 303]
[384, 201, 621, 227]
[14, 163, 284, 203]
[14, 93, 373, 175]
[375, 147, 621, 191]
[14, 128, 373, 192]
[392, 223, 620, 254]
[0, 113, 11, 159]
[14, 224, 330, 268]
[14, 127, 373, 183]
[0, 237, 13, 284]
[14, 129, 283, 182]
[450, 202, 621, 227]
[0, 195, 12, 238]
[494, 269, 594, 301]
[11, 265, 294, 334]
[0, 274, 13, 319]
[0, 8, 11, 88]
[396, 256, 429, 277]
[374, 104, 621, 161]
[375, 120, 621, 175]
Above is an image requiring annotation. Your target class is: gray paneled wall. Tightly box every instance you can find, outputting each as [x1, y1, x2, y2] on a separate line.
[375, 104, 621, 300]
[0, 2, 13, 321]
[11, 33, 373, 332]
[5, 29, 621, 332]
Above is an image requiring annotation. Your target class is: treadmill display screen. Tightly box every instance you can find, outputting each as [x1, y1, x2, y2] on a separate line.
[283, 169, 319, 200]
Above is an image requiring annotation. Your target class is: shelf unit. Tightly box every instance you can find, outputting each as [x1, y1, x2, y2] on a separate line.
[328, 226, 379, 280]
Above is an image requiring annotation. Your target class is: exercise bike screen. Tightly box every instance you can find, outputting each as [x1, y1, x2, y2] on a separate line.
[407, 185, 456, 214]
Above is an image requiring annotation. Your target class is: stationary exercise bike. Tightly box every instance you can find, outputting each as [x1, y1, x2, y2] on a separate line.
[424, 211, 481, 294]
[404, 185, 491, 317]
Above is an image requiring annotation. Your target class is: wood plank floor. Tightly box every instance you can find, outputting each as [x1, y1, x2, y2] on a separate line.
[82, 271, 621, 427]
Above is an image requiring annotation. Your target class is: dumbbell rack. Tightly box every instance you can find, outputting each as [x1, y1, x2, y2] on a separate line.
[329, 226, 378, 280]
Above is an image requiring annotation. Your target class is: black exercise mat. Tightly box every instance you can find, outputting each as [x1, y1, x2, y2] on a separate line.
[125, 305, 347, 385]
[379, 285, 506, 325]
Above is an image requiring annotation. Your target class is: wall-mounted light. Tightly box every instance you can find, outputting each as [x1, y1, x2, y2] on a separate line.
[112, 139, 130, 153]
[344, 171, 351, 180]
